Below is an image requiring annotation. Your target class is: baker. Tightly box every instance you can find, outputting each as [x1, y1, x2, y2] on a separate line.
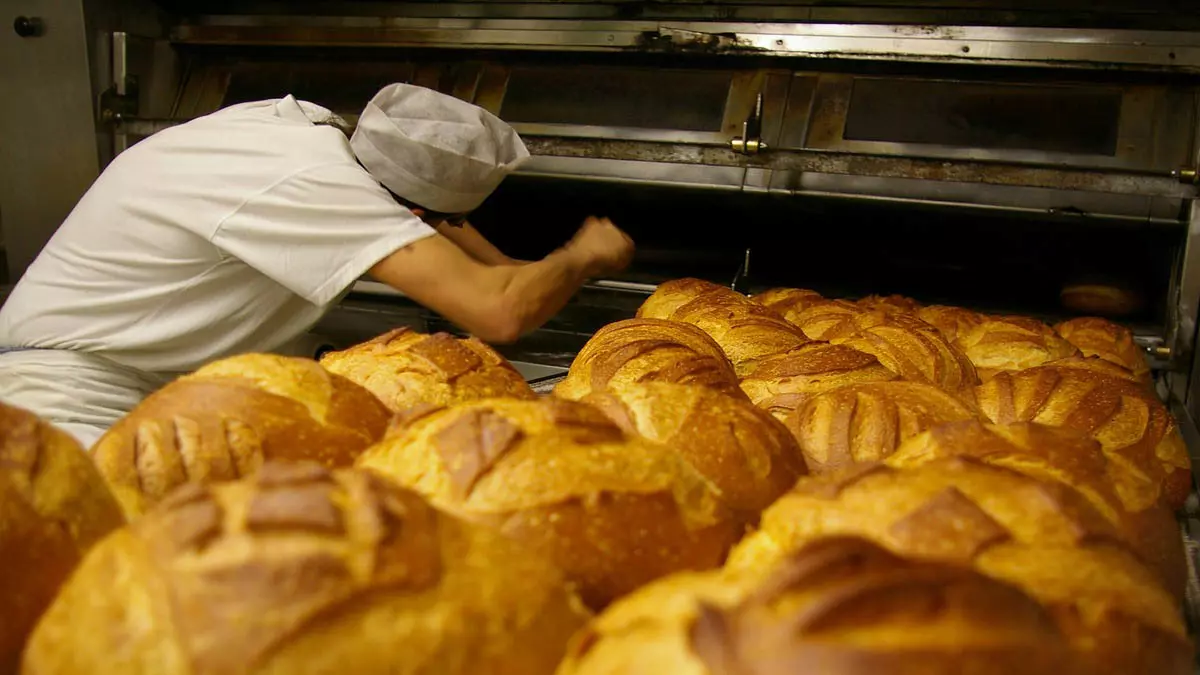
[0, 83, 634, 448]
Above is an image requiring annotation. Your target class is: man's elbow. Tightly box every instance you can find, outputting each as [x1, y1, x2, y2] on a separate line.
[469, 306, 524, 344]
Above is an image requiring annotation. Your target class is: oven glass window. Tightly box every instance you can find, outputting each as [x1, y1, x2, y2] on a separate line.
[500, 67, 731, 131]
[844, 79, 1122, 155]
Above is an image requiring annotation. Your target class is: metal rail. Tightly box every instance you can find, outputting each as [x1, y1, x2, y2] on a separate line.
[108, 116, 1194, 200]
[170, 18, 1200, 71]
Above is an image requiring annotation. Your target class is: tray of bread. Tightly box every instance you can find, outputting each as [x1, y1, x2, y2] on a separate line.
[2, 277, 1195, 674]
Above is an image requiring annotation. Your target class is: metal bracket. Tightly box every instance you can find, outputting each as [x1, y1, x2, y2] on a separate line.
[1174, 167, 1200, 185]
[730, 92, 767, 156]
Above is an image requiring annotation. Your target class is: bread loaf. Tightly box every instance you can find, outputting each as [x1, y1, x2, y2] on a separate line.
[638, 278, 746, 321]
[639, 281, 810, 376]
[558, 536, 1085, 675]
[975, 364, 1191, 510]
[858, 293, 922, 314]
[554, 319, 741, 402]
[786, 381, 979, 474]
[738, 342, 898, 420]
[1060, 283, 1143, 317]
[0, 404, 123, 673]
[951, 316, 1079, 380]
[726, 459, 1191, 675]
[750, 287, 824, 324]
[826, 314, 980, 405]
[916, 305, 986, 343]
[356, 398, 740, 608]
[92, 354, 390, 519]
[1041, 355, 1145, 383]
[580, 382, 806, 516]
[320, 328, 534, 412]
[889, 421, 1186, 599]
[22, 464, 588, 675]
[790, 300, 872, 340]
[1054, 318, 1149, 381]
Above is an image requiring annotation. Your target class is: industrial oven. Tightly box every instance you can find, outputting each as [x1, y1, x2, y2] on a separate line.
[4, 0, 1200, 658]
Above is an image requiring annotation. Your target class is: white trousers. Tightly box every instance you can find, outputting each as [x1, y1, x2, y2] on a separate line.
[0, 350, 168, 451]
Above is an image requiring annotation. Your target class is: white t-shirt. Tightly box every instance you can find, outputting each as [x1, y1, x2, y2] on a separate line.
[0, 96, 435, 439]
[0, 95, 435, 373]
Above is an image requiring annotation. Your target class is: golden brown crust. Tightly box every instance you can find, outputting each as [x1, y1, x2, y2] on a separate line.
[951, 316, 1080, 380]
[915, 305, 987, 343]
[637, 278, 746, 321]
[791, 300, 872, 341]
[580, 382, 806, 516]
[786, 382, 980, 474]
[1060, 283, 1143, 317]
[558, 537, 1085, 675]
[555, 319, 742, 401]
[92, 354, 391, 520]
[320, 328, 535, 412]
[22, 465, 588, 675]
[726, 459, 1191, 675]
[975, 364, 1192, 511]
[0, 403, 124, 672]
[1043, 355, 1145, 383]
[668, 304, 810, 377]
[738, 343, 898, 420]
[889, 421, 1186, 599]
[825, 314, 980, 406]
[1054, 317, 1150, 380]
[357, 398, 740, 608]
[857, 293, 922, 315]
[750, 287, 825, 324]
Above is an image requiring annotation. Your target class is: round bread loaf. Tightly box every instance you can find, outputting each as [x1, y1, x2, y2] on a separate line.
[669, 299, 810, 375]
[21, 463, 588, 675]
[786, 381, 979, 474]
[1054, 317, 1149, 381]
[858, 293, 922, 314]
[889, 421, 1186, 599]
[0, 403, 124, 672]
[826, 314, 980, 406]
[951, 316, 1079, 380]
[554, 319, 741, 402]
[580, 382, 806, 516]
[976, 364, 1191, 511]
[790, 299, 871, 340]
[637, 278, 746, 321]
[356, 398, 740, 609]
[320, 328, 534, 412]
[558, 537, 1086, 675]
[749, 287, 824, 324]
[726, 459, 1191, 675]
[916, 305, 986, 343]
[1042, 354, 1145, 383]
[738, 342, 898, 420]
[92, 354, 391, 520]
[640, 292, 809, 377]
[1060, 283, 1143, 317]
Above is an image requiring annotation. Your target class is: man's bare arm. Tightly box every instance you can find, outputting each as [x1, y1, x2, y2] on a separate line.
[435, 221, 527, 266]
[370, 217, 631, 343]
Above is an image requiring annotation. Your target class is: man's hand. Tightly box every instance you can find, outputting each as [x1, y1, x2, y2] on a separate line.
[565, 217, 634, 277]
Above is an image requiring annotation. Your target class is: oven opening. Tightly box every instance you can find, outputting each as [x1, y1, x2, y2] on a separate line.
[471, 175, 1179, 333]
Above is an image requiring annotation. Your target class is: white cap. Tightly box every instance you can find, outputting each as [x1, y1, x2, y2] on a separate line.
[351, 83, 530, 213]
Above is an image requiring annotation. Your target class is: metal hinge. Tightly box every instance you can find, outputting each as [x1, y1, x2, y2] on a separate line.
[1173, 167, 1199, 185]
[730, 92, 768, 156]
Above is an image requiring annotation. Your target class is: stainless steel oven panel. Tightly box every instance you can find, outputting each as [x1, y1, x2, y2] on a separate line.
[774, 172, 1182, 223]
[172, 17, 1200, 71]
[800, 75, 1196, 172]
[507, 124, 725, 145]
[461, 62, 781, 148]
[517, 156, 746, 190]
